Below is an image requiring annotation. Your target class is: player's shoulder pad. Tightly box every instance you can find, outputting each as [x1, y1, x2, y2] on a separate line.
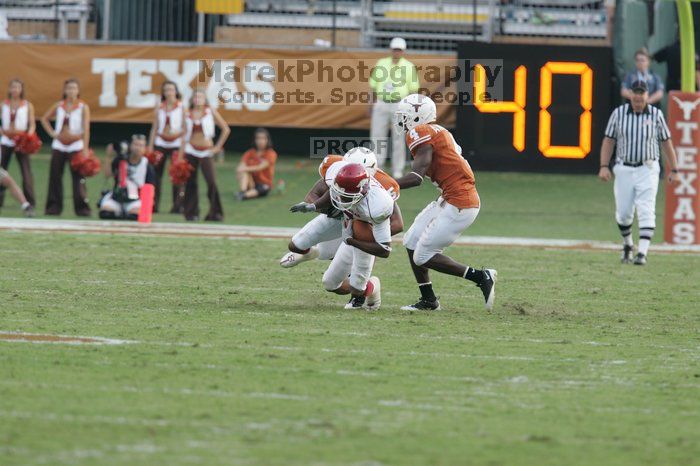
[406, 124, 434, 152]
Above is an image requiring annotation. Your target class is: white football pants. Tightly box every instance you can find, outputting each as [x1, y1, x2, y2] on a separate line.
[613, 161, 660, 229]
[403, 198, 480, 266]
[322, 242, 375, 292]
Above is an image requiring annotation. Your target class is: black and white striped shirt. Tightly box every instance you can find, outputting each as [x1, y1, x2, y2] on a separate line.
[604, 103, 671, 164]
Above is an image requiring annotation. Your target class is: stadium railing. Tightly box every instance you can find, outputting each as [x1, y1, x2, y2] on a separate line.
[0, 0, 611, 49]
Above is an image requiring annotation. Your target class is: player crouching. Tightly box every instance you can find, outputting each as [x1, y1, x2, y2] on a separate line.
[290, 162, 402, 310]
[98, 135, 155, 220]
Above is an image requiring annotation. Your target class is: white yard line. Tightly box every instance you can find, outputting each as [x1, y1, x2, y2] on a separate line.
[1, 217, 699, 254]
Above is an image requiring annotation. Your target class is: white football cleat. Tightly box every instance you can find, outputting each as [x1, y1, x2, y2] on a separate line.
[365, 276, 381, 310]
[279, 247, 319, 268]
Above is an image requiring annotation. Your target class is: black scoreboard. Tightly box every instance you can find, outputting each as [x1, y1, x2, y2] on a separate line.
[456, 42, 613, 173]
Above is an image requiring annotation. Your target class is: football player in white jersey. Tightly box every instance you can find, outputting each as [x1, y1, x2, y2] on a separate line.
[290, 162, 402, 310]
[280, 147, 401, 268]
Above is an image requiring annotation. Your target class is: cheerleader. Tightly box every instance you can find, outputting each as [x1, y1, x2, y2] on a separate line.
[41, 78, 91, 216]
[0, 79, 36, 208]
[181, 89, 230, 221]
[147, 80, 185, 213]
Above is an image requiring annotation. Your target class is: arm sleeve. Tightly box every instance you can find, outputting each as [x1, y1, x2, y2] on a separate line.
[654, 73, 665, 92]
[604, 109, 618, 139]
[371, 217, 392, 247]
[621, 73, 632, 89]
[657, 112, 671, 141]
[406, 125, 432, 155]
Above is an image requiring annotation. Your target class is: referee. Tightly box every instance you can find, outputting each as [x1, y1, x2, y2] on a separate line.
[599, 79, 680, 265]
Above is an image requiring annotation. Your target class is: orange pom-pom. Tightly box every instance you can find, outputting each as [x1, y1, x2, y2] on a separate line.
[168, 151, 194, 185]
[13, 132, 42, 155]
[145, 150, 164, 166]
[70, 149, 101, 177]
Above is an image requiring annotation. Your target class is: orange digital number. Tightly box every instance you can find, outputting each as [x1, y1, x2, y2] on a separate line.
[474, 64, 527, 152]
[538, 62, 593, 159]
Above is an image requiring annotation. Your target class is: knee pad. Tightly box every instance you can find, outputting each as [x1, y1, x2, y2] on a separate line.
[322, 272, 342, 292]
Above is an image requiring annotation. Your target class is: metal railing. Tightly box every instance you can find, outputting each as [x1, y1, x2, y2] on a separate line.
[0, 0, 610, 49]
[0, 0, 95, 40]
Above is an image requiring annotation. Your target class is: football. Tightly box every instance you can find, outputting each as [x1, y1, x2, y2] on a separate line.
[352, 219, 374, 242]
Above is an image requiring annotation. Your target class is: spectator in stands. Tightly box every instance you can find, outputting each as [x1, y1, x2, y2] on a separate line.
[369, 37, 420, 179]
[0, 79, 36, 209]
[622, 48, 664, 105]
[148, 80, 185, 214]
[181, 89, 230, 222]
[98, 135, 155, 220]
[41, 78, 92, 216]
[237, 128, 277, 201]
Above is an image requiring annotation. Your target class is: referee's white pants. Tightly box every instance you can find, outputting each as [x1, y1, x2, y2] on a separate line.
[403, 198, 480, 266]
[613, 161, 660, 229]
[370, 100, 406, 177]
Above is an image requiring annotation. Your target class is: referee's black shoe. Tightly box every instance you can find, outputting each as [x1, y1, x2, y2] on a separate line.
[633, 253, 647, 266]
[621, 245, 634, 264]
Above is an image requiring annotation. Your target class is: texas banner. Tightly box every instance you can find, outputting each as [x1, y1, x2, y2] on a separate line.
[0, 42, 455, 129]
[665, 91, 700, 244]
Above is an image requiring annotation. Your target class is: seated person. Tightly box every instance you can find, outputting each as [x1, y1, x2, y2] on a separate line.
[236, 128, 277, 201]
[0, 169, 34, 217]
[622, 48, 664, 105]
[99, 134, 155, 220]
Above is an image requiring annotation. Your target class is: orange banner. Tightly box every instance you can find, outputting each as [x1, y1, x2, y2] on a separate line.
[0, 42, 455, 130]
[664, 91, 700, 244]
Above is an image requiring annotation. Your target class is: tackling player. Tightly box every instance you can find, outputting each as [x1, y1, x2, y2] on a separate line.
[290, 162, 402, 310]
[393, 94, 497, 311]
[280, 147, 401, 267]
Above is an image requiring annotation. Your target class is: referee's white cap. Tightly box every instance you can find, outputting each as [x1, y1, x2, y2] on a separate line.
[390, 37, 407, 51]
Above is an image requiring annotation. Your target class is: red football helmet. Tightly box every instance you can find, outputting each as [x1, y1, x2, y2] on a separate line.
[330, 163, 370, 211]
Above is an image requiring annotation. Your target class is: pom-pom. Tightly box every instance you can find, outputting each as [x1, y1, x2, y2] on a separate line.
[168, 151, 193, 185]
[145, 150, 164, 166]
[13, 132, 42, 155]
[70, 149, 101, 177]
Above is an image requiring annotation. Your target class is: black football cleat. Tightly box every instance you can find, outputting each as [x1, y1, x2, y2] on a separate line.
[621, 245, 634, 264]
[401, 297, 441, 311]
[633, 253, 647, 266]
[477, 269, 497, 310]
[344, 295, 366, 309]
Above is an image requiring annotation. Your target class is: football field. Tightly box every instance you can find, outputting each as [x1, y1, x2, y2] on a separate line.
[2, 154, 700, 465]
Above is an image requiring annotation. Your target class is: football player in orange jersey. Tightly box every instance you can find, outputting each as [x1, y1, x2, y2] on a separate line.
[393, 94, 497, 311]
[280, 147, 402, 267]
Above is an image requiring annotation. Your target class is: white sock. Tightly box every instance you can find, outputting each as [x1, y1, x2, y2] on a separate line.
[638, 238, 651, 256]
[21, 201, 30, 210]
[623, 235, 633, 247]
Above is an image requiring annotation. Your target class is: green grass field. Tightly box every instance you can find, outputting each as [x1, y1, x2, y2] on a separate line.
[2, 149, 698, 465]
[0, 149, 664, 241]
[1, 233, 699, 465]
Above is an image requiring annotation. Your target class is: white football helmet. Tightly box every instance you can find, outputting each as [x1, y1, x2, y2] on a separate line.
[343, 147, 378, 176]
[394, 94, 437, 132]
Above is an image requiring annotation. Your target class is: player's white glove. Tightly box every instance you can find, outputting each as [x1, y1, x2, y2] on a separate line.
[290, 202, 316, 213]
